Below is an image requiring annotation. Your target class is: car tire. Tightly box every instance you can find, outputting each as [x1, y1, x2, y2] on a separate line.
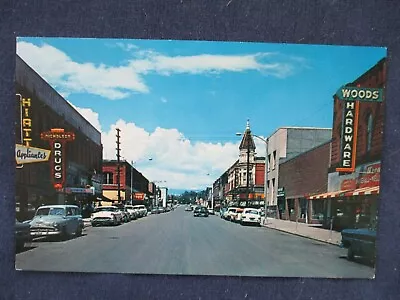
[75, 226, 83, 237]
[347, 245, 355, 261]
[60, 227, 68, 241]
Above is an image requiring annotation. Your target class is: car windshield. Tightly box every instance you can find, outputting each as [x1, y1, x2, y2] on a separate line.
[95, 207, 117, 212]
[36, 207, 65, 216]
[245, 210, 259, 215]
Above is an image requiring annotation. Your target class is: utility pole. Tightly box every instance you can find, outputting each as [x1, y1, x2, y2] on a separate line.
[116, 128, 121, 204]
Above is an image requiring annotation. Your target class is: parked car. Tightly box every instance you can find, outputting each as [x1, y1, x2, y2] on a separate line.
[340, 218, 377, 263]
[207, 208, 215, 215]
[91, 206, 123, 226]
[124, 205, 139, 220]
[29, 205, 84, 240]
[233, 208, 244, 222]
[194, 206, 209, 217]
[225, 207, 239, 221]
[240, 208, 262, 226]
[133, 205, 147, 217]
[15, 219, 31, 251]
[185, 205, 193, 211]
[117, 207, 131, 222]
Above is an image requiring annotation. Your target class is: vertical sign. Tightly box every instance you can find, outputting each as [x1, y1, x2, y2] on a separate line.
[41, 128, 75, 190]
[336, 101, 359, 172]
[21, 96, 33, 146]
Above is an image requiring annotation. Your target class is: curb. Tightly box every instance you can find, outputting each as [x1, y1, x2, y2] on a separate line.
[261, 223, 341, 246]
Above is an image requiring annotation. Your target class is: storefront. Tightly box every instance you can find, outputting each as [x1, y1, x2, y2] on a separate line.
[308, 161, 380, 230]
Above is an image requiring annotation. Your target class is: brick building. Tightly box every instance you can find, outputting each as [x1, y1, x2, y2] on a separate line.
[278, 141, 331, 223]
[102, 160, 153, 207]
[15, 55, 103, 221]
[225, 121, 266, 208]
[308, 58, 385, 230]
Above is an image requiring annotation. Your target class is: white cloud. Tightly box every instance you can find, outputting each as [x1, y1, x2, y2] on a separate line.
[67, 101, 102, 132]
[17, 41, 149, 100]
[77, 108, 239, 190]
[17, 41, 304, 100]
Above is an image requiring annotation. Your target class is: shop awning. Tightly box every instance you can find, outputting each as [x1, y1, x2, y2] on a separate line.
[308, 186, 379, 200]
[343, 186, 380, 196]
[308, 190, 350, 200]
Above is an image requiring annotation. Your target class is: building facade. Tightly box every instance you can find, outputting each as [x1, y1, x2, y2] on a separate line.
[308, 58, 385, 230]
[265, 127, 332, 218]
[278, 141, 331, 223]
[15, 55, 103, 221]
[102, 160, 152, 207]
[225, 121, 266, 208]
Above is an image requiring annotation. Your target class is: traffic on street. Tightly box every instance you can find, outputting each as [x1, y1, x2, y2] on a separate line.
[16, 204, 374, 278]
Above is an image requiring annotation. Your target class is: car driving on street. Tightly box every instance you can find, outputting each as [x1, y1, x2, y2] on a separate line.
[193, 206, 209, 217]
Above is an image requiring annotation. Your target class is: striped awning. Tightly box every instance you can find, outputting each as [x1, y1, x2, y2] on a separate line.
[344, 186, 380, 196]
[308, 189, 351, 200]
[308, 186, 379, 200]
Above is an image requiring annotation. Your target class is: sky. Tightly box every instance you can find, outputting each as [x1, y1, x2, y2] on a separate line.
[16, 37, 386, 193]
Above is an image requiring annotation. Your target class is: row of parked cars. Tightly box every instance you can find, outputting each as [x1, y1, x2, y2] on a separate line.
[220, 207, 263, 226]
[15, 203, 150, 251]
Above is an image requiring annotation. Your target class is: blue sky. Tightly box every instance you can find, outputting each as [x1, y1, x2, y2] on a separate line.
[16, 37, 386, 192]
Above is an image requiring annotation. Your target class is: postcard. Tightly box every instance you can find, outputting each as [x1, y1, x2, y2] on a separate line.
[14, 37, 386, 278]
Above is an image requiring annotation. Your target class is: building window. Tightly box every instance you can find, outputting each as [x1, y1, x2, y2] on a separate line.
[366, 113, 373, 153]
[267, 154, 271, 172]
[104, 172, 114, 184]
[273, 151, 277, 169]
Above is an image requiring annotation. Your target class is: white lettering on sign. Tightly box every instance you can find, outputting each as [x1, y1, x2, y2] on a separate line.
[337, 100, 359, 172]
[21, 98, 32, 146]
[53, 142, 63, 182]
[341, 88, 380, 100]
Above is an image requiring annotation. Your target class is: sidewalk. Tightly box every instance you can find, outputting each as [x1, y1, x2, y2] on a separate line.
[261, 217, 341, 246]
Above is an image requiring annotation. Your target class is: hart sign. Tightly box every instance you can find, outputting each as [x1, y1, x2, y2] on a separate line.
[336, 86, 383, 102]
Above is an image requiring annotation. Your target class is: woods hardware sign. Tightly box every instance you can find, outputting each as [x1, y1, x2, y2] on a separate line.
[41, 128, 75, 190]
[336, 86, 383, 102]
[336, 101, 359, 172]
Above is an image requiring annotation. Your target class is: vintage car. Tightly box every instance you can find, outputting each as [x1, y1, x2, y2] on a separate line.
[29, 205, 84, 240]
[239, 208, 262, 226]
[15, 219, 31, 251]
[340, 218, 377, 262]
[124, 205, 139, 220]
[133, 205, 147, 217]
[91, 206, 123, 226]
[193, 206, 209, 217]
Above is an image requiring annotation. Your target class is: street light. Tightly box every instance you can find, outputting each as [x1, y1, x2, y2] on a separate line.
[236, 132, 269, 223]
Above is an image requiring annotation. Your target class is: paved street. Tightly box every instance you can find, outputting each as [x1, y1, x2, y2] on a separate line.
[16, 206, 374, 278]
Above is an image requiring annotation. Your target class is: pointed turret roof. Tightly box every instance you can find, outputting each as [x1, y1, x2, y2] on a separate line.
[239, 119, 256, 150]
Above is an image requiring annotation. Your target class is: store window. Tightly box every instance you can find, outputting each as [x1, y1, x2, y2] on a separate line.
[299, 198, 308, 219]
[311, 200, 325, 221]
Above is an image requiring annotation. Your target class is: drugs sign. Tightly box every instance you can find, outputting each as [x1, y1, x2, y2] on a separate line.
[41, 128, 75, 189]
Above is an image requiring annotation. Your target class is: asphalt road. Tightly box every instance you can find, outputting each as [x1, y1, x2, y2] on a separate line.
[16, 206, 375, 278]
